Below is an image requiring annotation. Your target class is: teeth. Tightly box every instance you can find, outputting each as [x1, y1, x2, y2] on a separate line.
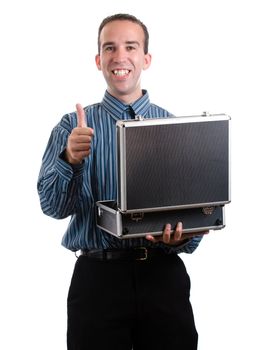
[113, 69, 129, 76]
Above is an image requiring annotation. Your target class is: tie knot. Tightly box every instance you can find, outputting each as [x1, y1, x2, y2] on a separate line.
[122, 106, 135, 120]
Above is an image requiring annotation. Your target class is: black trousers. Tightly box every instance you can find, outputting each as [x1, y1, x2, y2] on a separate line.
[67, 253, 198, 350]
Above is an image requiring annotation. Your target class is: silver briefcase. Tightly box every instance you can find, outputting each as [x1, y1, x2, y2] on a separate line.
[96, 113, 231, 239]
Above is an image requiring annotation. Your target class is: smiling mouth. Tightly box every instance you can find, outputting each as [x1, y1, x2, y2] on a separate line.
[112, 69, 130, 77]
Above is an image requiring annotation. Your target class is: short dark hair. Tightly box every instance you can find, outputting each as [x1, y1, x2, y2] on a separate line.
[97, 13, 149, 54]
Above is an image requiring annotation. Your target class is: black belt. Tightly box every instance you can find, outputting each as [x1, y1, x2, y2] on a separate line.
[79, 247, 168, 261]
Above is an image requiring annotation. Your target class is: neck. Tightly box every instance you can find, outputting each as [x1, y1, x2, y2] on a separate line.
[107, 89, 143, 105]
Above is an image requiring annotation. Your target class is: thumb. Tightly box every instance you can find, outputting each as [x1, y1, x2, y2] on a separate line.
[76, 103, 87, 127]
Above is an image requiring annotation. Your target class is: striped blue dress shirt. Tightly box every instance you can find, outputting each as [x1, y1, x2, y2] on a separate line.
[37, 90, 202, 253]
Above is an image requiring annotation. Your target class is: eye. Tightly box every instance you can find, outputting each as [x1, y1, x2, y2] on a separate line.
[104, 46, 115, 52]
[126, 46, 136, 51]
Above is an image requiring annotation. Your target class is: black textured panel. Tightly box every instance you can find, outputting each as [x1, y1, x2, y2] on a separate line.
[124, 120, 229, 210]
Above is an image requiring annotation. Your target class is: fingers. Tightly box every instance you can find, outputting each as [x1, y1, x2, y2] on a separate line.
[173, 222, 183, 240]
[146, 224, 209, 245]
[145, 234, 157, 243]
[145, 223, 173, 244]
[145, 222, 184, 245]
[163, 222, 182, 243]
[76, 103, 87, 128]
[65, 103, 93, 164]
[162, 223, 172, 243]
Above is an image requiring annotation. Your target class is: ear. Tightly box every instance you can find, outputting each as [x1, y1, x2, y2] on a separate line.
[95, 54, 101, 71]
[143, 53, 152, 70]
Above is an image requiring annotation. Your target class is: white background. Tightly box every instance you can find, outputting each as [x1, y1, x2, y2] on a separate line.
[0, 0, 255, 349]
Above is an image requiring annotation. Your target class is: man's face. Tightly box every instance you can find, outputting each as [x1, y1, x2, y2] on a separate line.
[95, 20, 151, 104]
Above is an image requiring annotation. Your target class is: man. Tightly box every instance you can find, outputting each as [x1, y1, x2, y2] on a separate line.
[38, 13, 204, 350]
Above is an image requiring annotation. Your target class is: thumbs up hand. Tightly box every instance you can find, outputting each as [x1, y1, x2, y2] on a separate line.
[65, 103, 94, 164]
[76, 103, 87, 128]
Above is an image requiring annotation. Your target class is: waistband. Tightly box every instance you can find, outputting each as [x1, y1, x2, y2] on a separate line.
[78, 247, 170, 261]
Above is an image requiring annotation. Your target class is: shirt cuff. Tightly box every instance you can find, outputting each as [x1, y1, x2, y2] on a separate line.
[56, 150, 86, 181]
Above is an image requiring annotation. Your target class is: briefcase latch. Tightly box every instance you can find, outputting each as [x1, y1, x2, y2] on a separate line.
[135, 115, 144, 121]
[130, 212, 144, 222]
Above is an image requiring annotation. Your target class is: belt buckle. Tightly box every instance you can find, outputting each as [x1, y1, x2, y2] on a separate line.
[135, 247, 148, 261]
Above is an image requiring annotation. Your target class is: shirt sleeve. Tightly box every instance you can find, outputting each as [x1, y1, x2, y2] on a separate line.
[171, 235, 203, 254]
[155, 235, 203, 254]
[37, 116, 86, 219]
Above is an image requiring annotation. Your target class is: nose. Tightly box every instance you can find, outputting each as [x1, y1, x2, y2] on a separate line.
[113, 46, 127, 63]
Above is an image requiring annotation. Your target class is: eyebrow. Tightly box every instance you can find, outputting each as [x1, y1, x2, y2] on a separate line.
[102, 40, 141, 49]
[125, 41, 140, 47]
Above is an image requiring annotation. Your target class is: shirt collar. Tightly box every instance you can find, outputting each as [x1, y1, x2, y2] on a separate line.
[102, 90, 151, 121]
